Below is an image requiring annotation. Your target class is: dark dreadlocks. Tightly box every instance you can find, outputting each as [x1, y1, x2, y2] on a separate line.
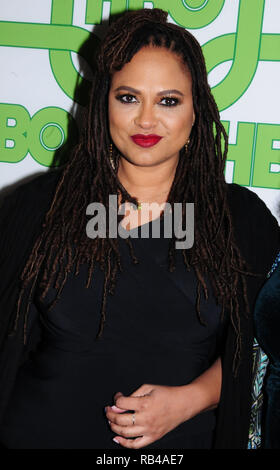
[13, 8, 249, 374]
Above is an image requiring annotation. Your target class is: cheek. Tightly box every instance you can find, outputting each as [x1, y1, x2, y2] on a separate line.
[109, 104, 129, 134]
[108, 102, 115, 126]
[109, 112, 120, 138]
[169, 113, 193, 137]
[108, 97, 120, 129]
[165, 103, 194, 128]
[181, 110, 195, 136]
[108, 109, 130, 149]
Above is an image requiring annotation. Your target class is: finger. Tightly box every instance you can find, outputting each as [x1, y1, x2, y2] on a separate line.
[111, 392, 129, 412]
[110, 422, 145, 438]
[113, 435, 152, 449]
[110, 418, 146, 438]
[114, 391, 123, 401]
[111, 405, 126, 413]
[105, 405, 127, 419]
[130, 384, 154, 397]
[115, 394, 147, 412]
[106, 409, 142, 427]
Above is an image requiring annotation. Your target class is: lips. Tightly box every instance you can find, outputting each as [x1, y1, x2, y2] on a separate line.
[131, 134, 162, 148]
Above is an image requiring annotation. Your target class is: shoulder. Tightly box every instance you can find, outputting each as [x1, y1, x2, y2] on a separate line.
[226, 183, 279, 232]
[227, 183, 274, 215]
[0, 168, 63, 270]
[0, 168, 63, 233]
[0, 168, 62, 214]
[226, 183, 279, 274]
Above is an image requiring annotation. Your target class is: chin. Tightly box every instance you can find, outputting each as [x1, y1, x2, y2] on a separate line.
[120, 152, 157, 166]
[131, 157, 165, 167]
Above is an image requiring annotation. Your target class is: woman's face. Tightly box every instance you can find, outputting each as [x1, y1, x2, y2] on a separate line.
[108, 46, 195, 168]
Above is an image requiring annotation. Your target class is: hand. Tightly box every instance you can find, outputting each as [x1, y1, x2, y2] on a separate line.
[105, 383, 189, 449]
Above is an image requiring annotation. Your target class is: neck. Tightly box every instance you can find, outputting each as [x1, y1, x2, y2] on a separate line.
[117, 157, 178, 204]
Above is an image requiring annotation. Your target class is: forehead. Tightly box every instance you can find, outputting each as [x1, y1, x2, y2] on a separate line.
[110, 46, 192, 91]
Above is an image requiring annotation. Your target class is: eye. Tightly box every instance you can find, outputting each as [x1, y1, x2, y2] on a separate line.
[160, 97, 179, 107]
[116, 94, 138, 104]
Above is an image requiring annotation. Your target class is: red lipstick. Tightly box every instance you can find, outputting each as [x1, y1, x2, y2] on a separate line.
[131, 134, 162, 148]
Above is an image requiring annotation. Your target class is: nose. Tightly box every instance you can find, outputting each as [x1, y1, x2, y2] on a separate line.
[134, 102, 157, 130]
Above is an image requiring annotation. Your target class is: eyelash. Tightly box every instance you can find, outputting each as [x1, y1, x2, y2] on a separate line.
[115, 94, 180, 107]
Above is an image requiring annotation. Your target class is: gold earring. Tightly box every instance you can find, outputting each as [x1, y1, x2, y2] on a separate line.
[185, 139, 190, 152]
[109, 143, 115, 170]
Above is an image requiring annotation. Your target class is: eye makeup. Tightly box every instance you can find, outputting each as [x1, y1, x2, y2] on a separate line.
[115, 93, 181, 107]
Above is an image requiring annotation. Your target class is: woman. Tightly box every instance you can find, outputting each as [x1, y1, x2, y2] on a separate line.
[0, 8, 278, 449]
[254, 253, 280, 448]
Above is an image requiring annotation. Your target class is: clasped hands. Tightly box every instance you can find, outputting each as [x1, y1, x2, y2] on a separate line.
[104, 383, 191, 449]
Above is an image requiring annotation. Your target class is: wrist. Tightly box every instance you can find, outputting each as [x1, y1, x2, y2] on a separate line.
[174, 384, 201, 423]
[174, 380, 219, 424]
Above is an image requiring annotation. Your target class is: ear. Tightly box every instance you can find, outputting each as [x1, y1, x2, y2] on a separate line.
[192, 111, 195, 126]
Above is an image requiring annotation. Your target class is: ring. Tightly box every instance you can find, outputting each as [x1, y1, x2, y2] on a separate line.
[132, 413, 135, 425]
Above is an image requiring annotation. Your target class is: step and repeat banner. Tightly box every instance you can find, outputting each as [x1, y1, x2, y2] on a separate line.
[0, 0, 279, 219]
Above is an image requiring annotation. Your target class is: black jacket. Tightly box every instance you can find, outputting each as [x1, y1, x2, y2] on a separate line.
[0, 169, 279, 448]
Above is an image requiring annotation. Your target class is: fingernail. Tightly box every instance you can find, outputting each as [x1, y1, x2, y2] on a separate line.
[111, 405, 119, 412]
[113, 437, 120, 444]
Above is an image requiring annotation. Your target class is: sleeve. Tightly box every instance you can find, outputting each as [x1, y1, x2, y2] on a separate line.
[227, 184, 279, 278]
[0, 184, 33, 344]
[214, 184, 279, 449]
[0, 170, 61, 423]
[0, 171, 61, 344]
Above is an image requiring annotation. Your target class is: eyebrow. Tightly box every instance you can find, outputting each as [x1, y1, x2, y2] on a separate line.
[113, 86, 184, 97]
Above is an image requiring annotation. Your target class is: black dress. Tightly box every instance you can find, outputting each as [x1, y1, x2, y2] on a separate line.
[0, 218, 221, 449]
[0, 170, 279, 448]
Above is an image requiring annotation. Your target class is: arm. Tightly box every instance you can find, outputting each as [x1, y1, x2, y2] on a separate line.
[0, 172, 60, 424]
[178, 357, 221, 419]
[214, 186, 279, 449]
[105, 357, 222, 448]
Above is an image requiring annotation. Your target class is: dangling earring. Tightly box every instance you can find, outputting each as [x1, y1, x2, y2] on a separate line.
[185, 138, 190, 152]
[109, 143, 115, 170]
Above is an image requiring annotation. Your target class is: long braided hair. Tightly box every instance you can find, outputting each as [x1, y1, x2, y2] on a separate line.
[13, 9, 249, 373]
